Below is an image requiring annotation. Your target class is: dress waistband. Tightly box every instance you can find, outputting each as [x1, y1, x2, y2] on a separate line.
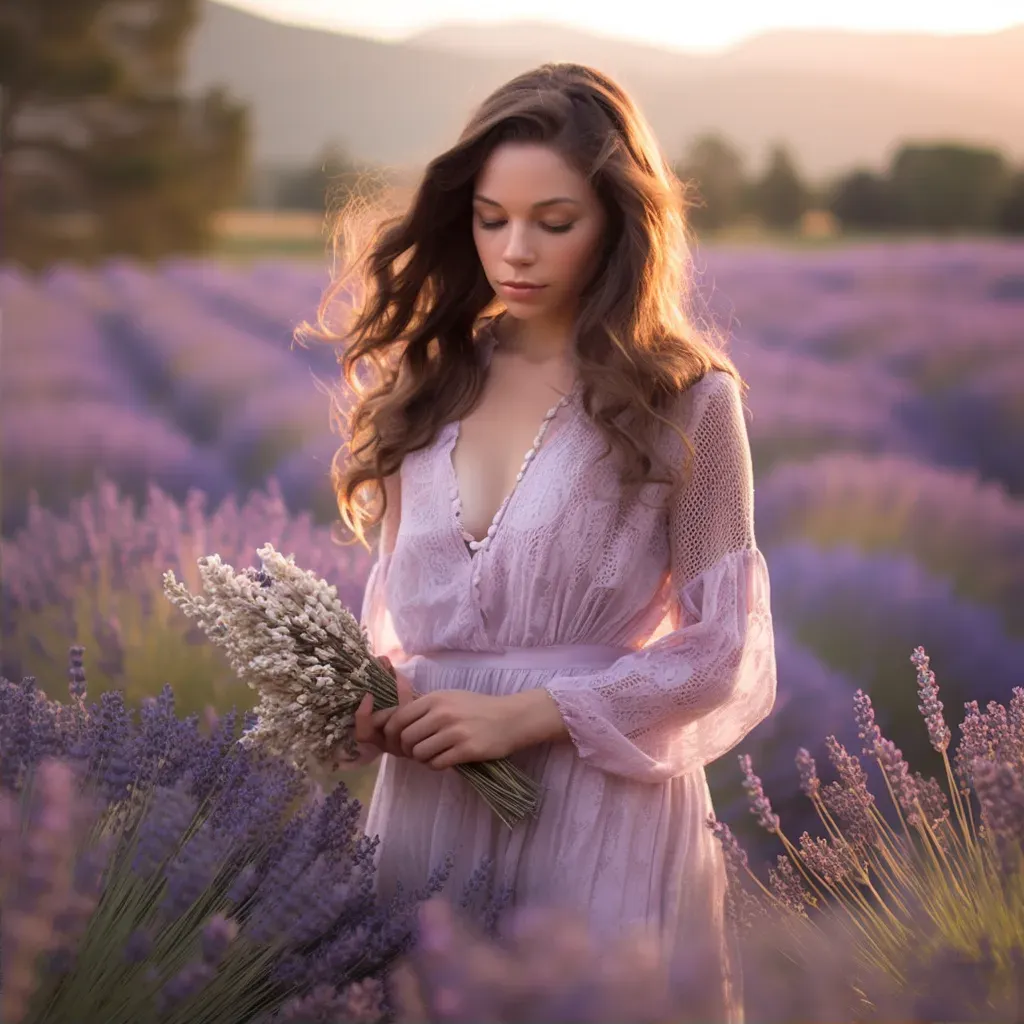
[396, 643, 633, 673]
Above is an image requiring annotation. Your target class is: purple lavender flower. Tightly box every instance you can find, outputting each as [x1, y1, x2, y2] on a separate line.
[2, 476, 373, 718]
[1, 644, 513, 1022]
[822, 736, 880, 850]
[200, 913, 239, 965]
[912, 771, 951, 833]
[912, 647, 951, 752]
[767, 854, 813, 915]
[795, 747, 820, 799]
[132, 781, 196, 880]
[797, 832, 860, 887]
[955, 700, 993, 795]
[875, 737, 922, 828]
[706, 814, 767, 934]
[972, 759, 1024, 876]
[739, 753, 781, 833]
[68, 645, 87, 700]
[854, 689, 924, 827]
[160, 820, 230, 921]
[156, 959, 217, 1015]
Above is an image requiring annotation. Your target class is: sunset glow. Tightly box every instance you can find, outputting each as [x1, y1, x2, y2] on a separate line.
[217, 0, 1022, 51]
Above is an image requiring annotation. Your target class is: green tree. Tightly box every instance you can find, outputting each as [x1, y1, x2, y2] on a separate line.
[674, 133, 747, 232]
[886, 143, 1010, 232]
[828, 169, 896, 230]
[0, 0, 249, 269]
[750, 143, 809, 231]
[273, 141, 377, 212]
[996, 169, 1024, 234]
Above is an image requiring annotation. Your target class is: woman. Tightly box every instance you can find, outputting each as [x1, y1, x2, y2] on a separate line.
[303, 62, 777, 1021]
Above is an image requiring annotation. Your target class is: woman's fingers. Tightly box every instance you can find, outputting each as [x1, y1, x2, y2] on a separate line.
[353, 691, 410, 757]
[371, 706, 398, 730]
[353, 691, 375, 743]
[353, 656, 417, 757]
[395, 669, 416, 704]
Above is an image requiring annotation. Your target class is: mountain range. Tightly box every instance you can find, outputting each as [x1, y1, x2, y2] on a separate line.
[185, 2, 1024, 180]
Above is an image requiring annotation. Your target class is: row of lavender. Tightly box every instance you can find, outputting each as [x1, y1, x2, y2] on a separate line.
[3, 241, 1023, 535]
[3, 242, 1024, 848]
[2, 242, 1023, 1019]
[4, 464, 1021, 861]
[5, 644, 1022, 1022]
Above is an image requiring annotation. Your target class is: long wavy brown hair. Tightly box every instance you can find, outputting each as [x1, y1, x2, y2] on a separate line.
[295, 61, 747, 553]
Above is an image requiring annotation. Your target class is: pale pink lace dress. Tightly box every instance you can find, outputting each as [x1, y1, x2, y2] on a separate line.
[353, 327, 777, 1021]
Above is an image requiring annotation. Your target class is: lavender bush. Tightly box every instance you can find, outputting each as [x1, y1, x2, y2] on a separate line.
[705, 625, 866, 868]
[0, 650, 510, 1024]
[98, 262, 309, 448]
[707, 646, 1024, 1021]
[0, 477, 374, 719]
[767, 540, 1024, 781]
[755, 451, 1024, 637]
[375, 647, 1024, 1023]
[6, 242, 1024, 528]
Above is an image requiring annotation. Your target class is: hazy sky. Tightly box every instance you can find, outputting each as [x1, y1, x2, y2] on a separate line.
[220, 0, 1021, 51]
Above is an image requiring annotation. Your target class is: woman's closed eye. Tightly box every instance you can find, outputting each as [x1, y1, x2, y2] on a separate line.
[477, 218, 575, 234]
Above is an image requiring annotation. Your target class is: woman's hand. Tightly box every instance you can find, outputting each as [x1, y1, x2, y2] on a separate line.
[382, 688, 518, 771]
[351, 655, 418, 759]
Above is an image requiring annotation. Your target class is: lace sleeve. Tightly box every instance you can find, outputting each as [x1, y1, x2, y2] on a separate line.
[339, 471, 405, 770]
[542, 371, 777, 783]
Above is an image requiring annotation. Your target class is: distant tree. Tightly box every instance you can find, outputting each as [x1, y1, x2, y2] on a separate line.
[886, 143, 1010, 231]
[995, 168, 1024, 235]
[673, 133, 747, 232]
[273, 141, 378, 212]
[828, 169, 897, 230]
[750, 143, 809, 230]
[0, 0, 249, 269]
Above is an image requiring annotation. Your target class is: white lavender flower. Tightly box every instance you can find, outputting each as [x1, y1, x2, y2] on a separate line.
[163, 544, 541, 827]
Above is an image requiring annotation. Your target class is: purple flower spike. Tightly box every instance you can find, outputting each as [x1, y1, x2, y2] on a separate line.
[823, 736, 880, 850]
[972, 760, 1024, 875]
[739, 753, 781, 833]
[67, 645, 87, 700]
[795, 747, 821, 799]
[798, 832, 859, 886]
[912, 647, 951, 753]
[767, 854, 813, 915]
[200, 913, 239, 965]
[853, 689, 883, 758]
[876, 738, 922, 828]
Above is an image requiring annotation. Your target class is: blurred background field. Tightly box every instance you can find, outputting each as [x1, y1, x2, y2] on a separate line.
[4, 238, 1024, 850]
[3, 0, 1024, 859]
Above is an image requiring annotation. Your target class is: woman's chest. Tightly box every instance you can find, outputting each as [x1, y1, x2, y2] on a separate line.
[450, 363, 578, 544]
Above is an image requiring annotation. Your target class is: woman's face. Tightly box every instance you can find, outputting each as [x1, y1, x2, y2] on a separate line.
[472, 141, 607, 325]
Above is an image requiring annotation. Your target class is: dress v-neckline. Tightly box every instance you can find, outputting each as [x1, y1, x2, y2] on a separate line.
[447, 321, 580, 563]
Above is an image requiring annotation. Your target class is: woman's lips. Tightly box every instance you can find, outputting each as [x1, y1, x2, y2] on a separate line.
[499, 281, 547, 299]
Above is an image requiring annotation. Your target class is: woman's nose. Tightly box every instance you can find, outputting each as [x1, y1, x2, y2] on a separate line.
[502, 223, 535, 264]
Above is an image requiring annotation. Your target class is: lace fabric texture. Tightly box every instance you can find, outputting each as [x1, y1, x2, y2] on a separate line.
[354, 360, 777, 1023]
[360, 365, 776, 777]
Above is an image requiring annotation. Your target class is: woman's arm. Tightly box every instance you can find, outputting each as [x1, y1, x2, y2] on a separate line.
[539, 372, 778, 782]
[504, 689, 571, 748]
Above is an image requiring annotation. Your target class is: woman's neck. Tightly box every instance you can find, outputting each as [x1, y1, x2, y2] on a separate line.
[493, 312, 576, 366]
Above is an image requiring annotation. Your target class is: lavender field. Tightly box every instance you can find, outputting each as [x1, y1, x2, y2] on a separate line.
[3, 239, 1024, 860]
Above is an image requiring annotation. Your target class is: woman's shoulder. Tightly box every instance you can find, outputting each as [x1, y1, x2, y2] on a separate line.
[668, 368, 740, 426]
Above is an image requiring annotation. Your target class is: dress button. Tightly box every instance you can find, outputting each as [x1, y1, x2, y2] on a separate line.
[486, 523, 497, 538]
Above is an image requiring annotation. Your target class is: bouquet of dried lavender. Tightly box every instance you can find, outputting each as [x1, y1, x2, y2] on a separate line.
[162, 543, 541, 828]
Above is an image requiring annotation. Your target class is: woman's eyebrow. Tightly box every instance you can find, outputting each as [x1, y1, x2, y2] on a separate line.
[473, 195, 581, 209]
